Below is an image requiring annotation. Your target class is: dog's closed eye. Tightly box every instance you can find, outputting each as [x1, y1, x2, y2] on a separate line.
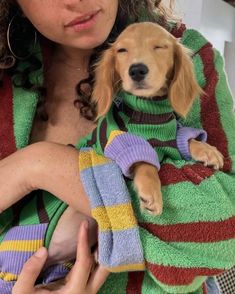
[154, 45, 168, 50]
[117, 48, 128, 53]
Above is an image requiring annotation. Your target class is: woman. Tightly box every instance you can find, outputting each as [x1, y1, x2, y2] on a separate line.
[0, 0, 234, 293]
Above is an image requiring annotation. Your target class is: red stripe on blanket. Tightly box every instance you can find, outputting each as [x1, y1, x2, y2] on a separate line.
[199, 44, 232, 172]
[0, 75, 16, 159]
[140, 216, 235, 243]
[147, 263, 223, 286]
[126, 272, 145, 294]
[171, 23, 186, 38]
[202, 282, 208, 294]
[159, 163, 214, 186]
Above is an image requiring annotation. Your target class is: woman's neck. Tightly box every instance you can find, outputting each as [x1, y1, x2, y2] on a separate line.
[44, 45, 92, 103]
[53, 44, 93, 72]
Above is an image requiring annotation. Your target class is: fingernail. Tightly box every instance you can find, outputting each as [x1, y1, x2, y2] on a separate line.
[34, 247, 47, 258]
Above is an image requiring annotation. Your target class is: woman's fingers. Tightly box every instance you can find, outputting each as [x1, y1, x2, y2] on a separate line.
[87, 265, 110, 293]
[69, 221, 109, 293]
[67, 221, 94, 290]
[12, 247, 48, 294]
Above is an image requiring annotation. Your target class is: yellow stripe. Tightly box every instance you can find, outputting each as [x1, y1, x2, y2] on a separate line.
[106, 130, 125, 147]
[92, 207, 111, 230]
[79, 149, 111, 171]
[0, 272, 18, 282]
[107, 263, 146, 272]
[64, 262, 73, 270]
[0, 240, 43, 252]
[92, 203, 137, 231]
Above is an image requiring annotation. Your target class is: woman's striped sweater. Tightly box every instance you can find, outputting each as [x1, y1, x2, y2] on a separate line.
[0, 22, 234, 294]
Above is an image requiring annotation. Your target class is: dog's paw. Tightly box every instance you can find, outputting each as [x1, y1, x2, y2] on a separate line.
[134, 174, 163, 216]
[189, 140, 224, 170]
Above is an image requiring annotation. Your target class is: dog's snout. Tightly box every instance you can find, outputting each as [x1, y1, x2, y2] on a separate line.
[129, 63, 149, 82]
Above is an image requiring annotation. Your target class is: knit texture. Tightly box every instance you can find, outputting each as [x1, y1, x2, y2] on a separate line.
[79, 147, 145, 272]
[77, 28, 235, 294]
[103, 97, 207, 170]
[105, 132, 161, 177]
[0, 24, 234, 294]
[78, 93, 209, 274]
[79, 94, 207, 174]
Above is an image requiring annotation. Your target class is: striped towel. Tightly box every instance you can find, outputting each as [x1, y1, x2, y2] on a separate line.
[79, 147, 145, 272]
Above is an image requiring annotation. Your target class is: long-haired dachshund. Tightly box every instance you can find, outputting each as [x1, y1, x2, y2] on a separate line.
[91, 22, 223, 215]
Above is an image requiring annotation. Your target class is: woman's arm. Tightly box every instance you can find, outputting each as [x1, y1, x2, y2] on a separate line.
[0, 141, 91, 216]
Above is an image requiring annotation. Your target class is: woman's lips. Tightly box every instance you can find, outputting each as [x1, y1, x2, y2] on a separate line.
[65, 10, 100, 31]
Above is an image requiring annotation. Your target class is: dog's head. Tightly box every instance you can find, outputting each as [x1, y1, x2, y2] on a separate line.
[93, 22, 203, 119]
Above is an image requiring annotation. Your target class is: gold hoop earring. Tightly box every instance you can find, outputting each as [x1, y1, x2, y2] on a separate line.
[7, 13, 37, 60]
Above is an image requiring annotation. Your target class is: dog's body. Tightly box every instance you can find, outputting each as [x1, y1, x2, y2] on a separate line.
[90, 22, 224, 215]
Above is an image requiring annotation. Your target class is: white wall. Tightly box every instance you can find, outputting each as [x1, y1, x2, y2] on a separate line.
[176, 0, 235, 100]
[175, 0, 203, 31]
[224, 13, 235, 100]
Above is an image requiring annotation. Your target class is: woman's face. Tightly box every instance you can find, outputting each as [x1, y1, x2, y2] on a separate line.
[16, 0, 119, 50]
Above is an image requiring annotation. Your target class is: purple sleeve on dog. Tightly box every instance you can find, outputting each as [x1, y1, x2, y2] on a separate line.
[176, 123, 208, 160]
[104, 133, 160, 179]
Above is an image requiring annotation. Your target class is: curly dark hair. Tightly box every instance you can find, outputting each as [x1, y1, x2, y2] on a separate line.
[0, 0, 179, 121]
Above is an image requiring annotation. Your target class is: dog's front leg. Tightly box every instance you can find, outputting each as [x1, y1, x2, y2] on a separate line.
[132, 162, 163, 215]
[189, 139, 224, 169]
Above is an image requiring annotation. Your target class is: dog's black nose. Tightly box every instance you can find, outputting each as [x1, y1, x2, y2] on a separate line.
[129, 63, 149, 82]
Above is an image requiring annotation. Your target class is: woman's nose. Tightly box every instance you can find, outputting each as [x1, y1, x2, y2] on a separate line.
[63, 0, 83, 11]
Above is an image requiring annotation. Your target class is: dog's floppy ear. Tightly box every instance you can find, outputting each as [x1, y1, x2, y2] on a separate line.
[169, 42, 203, 117]
[92, 47, 118, 119]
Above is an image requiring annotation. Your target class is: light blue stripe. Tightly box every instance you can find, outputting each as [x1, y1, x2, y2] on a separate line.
[98, 228, 144, 267]
[0, 251, 34, 275]
[3, 224, 48, 241]
[80, 168, 104, 208]
[43, 264, 69, 284]
[0, 280, 15, 294]
[81, 161, 131, 208]
[0, 224, 48, 276]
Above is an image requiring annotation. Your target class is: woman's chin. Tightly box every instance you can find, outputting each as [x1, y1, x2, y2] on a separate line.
[69, 35, 108, 51]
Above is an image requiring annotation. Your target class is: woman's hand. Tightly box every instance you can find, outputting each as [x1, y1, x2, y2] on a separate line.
[12, 221, 109, 294]
[0, 142, 91, 215]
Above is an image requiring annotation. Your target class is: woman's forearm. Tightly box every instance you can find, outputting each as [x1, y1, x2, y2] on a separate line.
[30, 142, 91, 216]
[0, 142, 91, 216]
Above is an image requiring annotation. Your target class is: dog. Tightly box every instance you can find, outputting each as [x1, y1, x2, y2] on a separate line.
[91, 22, 224, 215]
